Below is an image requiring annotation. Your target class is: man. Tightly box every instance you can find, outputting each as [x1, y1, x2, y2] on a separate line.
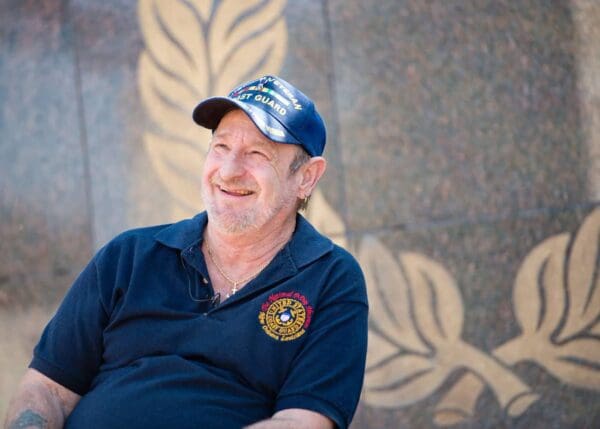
[4, 75, 368, 429]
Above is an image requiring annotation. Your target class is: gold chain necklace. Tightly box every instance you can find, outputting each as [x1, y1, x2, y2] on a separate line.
[206, 244, 269, 298]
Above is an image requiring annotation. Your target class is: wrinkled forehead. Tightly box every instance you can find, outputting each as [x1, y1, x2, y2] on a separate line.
[213, 109, 298, 153]
[213, 110, 272, 142]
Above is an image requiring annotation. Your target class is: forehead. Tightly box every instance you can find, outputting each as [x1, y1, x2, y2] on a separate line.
[214, 109, 298, 156]
[215, 110, 269, 143]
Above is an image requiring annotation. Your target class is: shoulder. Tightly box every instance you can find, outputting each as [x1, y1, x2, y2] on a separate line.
[318, 244, 367, 305]
[329, 242, 362, 272]
[99, 213, 206, 256]
[100, 224, 172, 255]
[96, 215, 201, 267]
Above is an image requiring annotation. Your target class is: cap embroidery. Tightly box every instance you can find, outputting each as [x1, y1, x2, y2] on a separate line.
[193, 74, 326, 156]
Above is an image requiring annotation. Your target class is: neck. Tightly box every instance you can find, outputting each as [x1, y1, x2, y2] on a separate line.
[204, 214, 297, 271]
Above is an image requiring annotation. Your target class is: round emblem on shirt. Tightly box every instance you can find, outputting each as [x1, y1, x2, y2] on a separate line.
[258, 292, 313, 341]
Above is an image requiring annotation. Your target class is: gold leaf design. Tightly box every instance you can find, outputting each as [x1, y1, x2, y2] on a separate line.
[559, 208, 600, 341]
[436, 209, 600, 426]
[539, 339, 600, 389]
[138, 1, 208, 94]
[510, 210, 600, 388]
[401, 252, 464, 343]
[138, 52, 205, 142]
[304, 190, 347, 248]
[433, 373, 482, 425]
[512, 234, 570, 337]
[138, 0, 287, 219]
[209, 0, 287, 93]
[143, 132, 207, 216]
[360, 236, 429, 355]
[366, 363, 450, 408]
[366, 330, 401, 370]
[361, 236, 532, 412]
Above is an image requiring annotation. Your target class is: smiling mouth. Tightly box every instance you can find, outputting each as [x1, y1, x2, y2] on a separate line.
[218, 185, 254, 197]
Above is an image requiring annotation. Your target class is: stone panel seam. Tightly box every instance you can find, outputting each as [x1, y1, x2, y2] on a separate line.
[64, 0, 96, 249]
[321, 0, 349, 228]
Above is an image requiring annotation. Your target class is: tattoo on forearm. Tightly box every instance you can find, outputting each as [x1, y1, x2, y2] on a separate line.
[8, 409, 48, 429]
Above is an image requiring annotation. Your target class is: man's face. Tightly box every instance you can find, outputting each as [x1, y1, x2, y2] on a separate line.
[201, 109, 302, 234]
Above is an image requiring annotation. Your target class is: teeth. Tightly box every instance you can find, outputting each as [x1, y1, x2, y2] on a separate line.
[220, 186, 252, 196]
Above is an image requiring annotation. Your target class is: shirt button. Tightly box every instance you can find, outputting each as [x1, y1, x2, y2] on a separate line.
[202, 277, 208, 284]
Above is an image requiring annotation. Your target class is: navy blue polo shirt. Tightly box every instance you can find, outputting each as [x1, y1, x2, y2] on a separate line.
[30, 213, 368, 429]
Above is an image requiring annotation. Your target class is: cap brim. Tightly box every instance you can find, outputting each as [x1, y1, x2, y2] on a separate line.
[192, 97, 301, 146]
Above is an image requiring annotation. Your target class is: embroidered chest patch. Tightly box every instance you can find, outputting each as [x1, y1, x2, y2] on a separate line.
[258, 292, 313, 341]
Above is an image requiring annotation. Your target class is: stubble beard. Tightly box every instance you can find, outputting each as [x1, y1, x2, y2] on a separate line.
[201, 183, 294, 235]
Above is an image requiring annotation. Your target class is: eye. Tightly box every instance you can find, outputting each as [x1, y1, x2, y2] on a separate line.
[249, 150, 269, 160]
[212, 142, 229, 152]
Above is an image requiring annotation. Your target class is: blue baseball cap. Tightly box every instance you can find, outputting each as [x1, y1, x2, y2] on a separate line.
[192, 75, 326, 157]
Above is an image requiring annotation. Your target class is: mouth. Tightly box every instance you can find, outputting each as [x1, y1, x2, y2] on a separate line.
[217, 184, 255, 197]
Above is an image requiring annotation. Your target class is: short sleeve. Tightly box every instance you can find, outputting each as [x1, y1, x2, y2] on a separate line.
[30, 255, 109, 395]
[274, 260, 369, 429]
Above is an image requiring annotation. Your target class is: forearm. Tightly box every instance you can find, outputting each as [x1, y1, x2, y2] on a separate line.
[245, 416, 301, 429]
[4, 370, 79, 429]
[244, 409, 334, 429]
[4, 383, 64, 429]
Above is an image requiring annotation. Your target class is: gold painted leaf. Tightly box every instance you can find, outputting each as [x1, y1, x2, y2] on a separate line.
[304, 189, 347, 249]
[366, 330, 401, 369]
[359, 236, 429, 355]
[144, 132, 207, 214]
[433, 372, 482, 426]
[556, 338, 600, 363]
[209, 0, 287, 90]
[138, 53, 206, 143]
[190, 0, 212, 22]
[365, 354, 433, 391]
[364, 364, 451, 408]
[138, 0, 208, 94]
[512, 234, 569, 337]
[216, 20, 287, 93]
[138, 0, 288, 218]
[400, 252, 464, 344]
[539, 339, 600, 389]
[560, 209, 600, 341]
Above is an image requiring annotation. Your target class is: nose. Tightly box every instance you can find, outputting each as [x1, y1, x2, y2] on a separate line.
[219, 151, 245, 180]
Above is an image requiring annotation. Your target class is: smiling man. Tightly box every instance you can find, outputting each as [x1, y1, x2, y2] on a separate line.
[5, 76, 368, 429]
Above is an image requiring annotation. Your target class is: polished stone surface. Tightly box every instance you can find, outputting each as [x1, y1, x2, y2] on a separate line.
[328, 0, 587, 232]
[283, 0, 348, 224]
[70, 0, 154, 247]
[0, 0, 92, 306]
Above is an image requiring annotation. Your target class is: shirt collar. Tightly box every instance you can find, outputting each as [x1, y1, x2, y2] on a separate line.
[154, 212, 207, 250]
[153, 212, 333, 269]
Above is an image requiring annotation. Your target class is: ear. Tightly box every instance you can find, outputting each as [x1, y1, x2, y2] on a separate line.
[296, 156, 327, 199]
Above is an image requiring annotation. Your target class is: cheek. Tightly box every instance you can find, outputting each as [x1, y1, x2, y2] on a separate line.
[201, 157, 219, 181]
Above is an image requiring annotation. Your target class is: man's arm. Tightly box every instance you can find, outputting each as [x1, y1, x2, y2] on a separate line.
[244, 408, 334, 429]
[3, 369, 81, 429]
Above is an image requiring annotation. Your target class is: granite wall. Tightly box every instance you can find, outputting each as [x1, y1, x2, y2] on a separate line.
[1, 0, 599, 427]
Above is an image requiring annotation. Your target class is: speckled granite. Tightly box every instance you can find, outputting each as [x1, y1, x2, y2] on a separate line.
[328, 0, 587, 232]
[0, 0, 92, 306]
[282, 1, 348, 224]
[69, 0, 156, 248]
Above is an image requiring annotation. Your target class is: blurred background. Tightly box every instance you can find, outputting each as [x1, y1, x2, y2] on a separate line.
[1, 0, 599, 427]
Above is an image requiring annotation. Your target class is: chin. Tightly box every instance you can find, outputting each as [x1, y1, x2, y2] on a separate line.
[207, 208, 259, 233]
